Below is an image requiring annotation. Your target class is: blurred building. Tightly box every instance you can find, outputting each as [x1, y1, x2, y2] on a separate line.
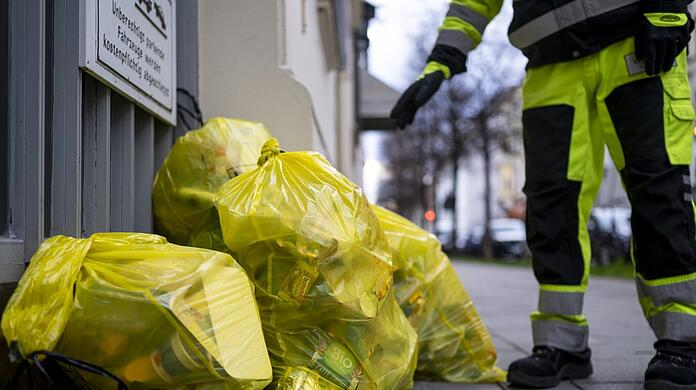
[357, 69, 401, 206]
[595, 151, 630, 208]
[447, 143, 525, 245]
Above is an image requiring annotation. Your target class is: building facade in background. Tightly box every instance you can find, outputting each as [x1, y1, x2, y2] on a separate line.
[199, 0, 364, 184]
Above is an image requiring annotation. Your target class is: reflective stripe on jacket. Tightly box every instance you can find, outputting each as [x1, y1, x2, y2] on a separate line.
[435, 0, 504, 55]
[437, 0, 669, 68]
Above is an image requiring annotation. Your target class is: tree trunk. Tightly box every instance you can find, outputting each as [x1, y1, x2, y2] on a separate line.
[451, 121, 459, 251]
[481, 123, 494, 259]
[396, 135, 403, 209]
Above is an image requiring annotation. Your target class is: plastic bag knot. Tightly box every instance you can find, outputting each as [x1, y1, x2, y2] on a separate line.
[257, 138, 280, 167]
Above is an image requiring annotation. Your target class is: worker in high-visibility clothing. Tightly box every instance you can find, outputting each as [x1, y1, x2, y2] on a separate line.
[391, 0, 696, 388]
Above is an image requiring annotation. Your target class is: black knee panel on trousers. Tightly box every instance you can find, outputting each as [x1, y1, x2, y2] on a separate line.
[606, 77, 696, 280]
[523, 105, 585, 286]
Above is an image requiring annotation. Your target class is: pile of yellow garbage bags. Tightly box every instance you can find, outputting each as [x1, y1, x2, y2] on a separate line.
[216, 138, 419, 389]
[152, 118, 504, 386]
[373, 205, 506, 382]
[152, 117, 273, 253]
[2, 233, 272, 389]
[2, 117, 504, 389]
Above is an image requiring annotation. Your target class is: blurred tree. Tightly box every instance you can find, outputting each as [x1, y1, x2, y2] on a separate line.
[392, 6, 524, 257]
[376, 6, 453, 221]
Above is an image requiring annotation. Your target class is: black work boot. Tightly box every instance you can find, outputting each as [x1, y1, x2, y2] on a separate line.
[507, 346, 593, 388]
[644, 341, 696, 390]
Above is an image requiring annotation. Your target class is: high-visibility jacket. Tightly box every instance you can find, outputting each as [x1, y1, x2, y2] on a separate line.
[438, 0, 681, 68]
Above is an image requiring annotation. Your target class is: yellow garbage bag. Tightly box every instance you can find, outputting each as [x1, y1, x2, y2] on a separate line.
[372, 205, 506, 383]
[2, 233, 272, 389]
[152, 117, 273, 252]
[277, 366, 342, 390]
[215, 139, 418, 389]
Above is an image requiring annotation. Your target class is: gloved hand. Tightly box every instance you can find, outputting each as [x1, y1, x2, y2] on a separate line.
[635, 2, 693, 75]
[391, 45, 467, 129]
[390, 70, 445, 129]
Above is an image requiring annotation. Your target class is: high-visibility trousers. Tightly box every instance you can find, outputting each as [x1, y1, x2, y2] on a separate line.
[522, 36, 696, 352]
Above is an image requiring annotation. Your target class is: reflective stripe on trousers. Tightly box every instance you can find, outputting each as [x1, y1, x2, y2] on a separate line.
[646, 312, 696, 342]
[637, 274, 696, 342]
[539, 290, 584, 316]
[532, 318, 589, 352]
[532, 289, 588, 351]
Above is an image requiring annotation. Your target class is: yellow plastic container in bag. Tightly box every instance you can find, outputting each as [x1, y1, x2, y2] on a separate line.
[152, 117, 273, 252]
[215, 139, 418, 389]
[372, 205, 506, 383]
[1, 233, 272, 389]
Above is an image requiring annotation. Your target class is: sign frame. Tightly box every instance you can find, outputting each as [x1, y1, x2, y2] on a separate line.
[80, 0, 177, 126]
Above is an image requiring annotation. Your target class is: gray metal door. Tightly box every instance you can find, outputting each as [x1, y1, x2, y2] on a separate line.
[1, 0, 199, 287]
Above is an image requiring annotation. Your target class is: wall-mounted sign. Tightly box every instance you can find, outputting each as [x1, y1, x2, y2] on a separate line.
[81, 0, 176, 125]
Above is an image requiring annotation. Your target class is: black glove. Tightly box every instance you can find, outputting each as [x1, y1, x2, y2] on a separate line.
[635, 1, 693, 75]
[390, 72, 445, 129]
[390, 45, 467, 129]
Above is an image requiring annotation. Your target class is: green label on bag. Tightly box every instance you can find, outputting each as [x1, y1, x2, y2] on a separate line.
[324, 342, 356, 376]
[310, 341, 361, 389]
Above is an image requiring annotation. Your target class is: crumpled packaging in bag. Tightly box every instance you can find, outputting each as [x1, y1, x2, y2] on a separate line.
[152, 117, 273, 252]
[214, 138, 419, 389]
[371, 205, 506, 383]
[1, 233, 272, 389]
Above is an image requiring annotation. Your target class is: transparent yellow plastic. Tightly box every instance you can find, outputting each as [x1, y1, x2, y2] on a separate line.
[276, 366, 342, 390]
[372, 205, 506, 383]
[2, 233, 272, 389]
[152, 117, 273, 252]
[214, 139, 418, 389]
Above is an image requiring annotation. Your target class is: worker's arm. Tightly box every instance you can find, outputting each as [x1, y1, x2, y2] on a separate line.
[635, 0, 694, 75]
[391, 0, 504, 129]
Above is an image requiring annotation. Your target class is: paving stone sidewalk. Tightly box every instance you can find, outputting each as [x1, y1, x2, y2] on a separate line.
[415, 261, 653, 390]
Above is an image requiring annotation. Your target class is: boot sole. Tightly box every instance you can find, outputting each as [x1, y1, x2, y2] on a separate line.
[645, 380, 696, 390]
[507, 362, 593, 388]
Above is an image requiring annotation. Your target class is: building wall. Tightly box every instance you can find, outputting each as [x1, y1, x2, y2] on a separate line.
[284, 0, 338, 160]
[1, 1, 198, 278]
[198, 0, 359, 180]
[198, 1, 314, 154]
[455, 152, 519, 239]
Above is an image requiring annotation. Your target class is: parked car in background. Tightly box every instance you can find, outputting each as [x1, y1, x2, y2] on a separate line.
[463, 227, 483, 256]
[588, 207, 631, 265]
[437, 230, 455, 252]
[464, 218, 528, 259]
[461, 209, 631, 264]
